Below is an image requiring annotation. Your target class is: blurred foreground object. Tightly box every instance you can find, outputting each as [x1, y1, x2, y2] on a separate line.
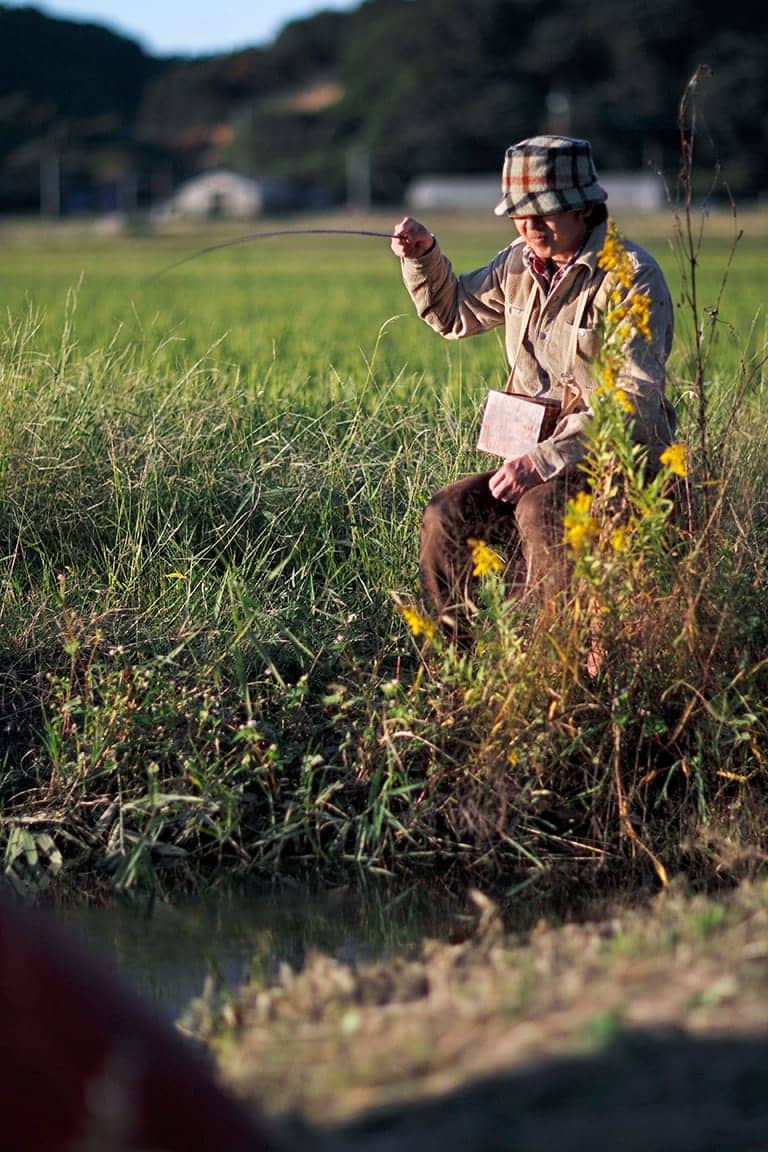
[0, 889, 279, 1152]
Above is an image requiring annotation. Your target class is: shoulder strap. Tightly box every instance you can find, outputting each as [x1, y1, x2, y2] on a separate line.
[565, 287, 590, 376]
[505, 281, 538, 393]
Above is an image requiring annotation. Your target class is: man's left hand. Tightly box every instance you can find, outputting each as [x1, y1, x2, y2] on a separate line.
[488, 455, 542, 503]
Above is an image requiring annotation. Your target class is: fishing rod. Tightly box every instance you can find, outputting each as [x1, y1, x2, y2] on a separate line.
[142, 226, 401, 285]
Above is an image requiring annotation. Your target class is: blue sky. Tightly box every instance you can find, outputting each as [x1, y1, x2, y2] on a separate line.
[5, 0, 361, 56]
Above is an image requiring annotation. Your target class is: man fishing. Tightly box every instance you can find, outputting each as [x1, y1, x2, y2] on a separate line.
[391, 134, 677, 639]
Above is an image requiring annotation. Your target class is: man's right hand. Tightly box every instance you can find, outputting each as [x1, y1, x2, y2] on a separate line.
[391, 216, 435, 259]
[489, 455, 542, 503]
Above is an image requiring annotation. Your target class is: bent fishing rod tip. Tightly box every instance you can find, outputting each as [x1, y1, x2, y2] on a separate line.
[140, 226, 403, 286]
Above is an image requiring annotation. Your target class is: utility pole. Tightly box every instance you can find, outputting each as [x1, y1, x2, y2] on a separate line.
[346, 147, 371, 212]
[40, 152, 61, 217]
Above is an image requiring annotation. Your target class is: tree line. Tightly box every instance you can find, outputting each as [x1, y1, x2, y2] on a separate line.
[1, 0, 765, 211]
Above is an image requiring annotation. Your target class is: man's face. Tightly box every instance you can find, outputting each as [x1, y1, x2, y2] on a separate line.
[511, 210, 588, 264]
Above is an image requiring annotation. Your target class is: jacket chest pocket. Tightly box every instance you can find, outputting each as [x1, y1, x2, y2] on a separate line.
[572, 323, 600, 362]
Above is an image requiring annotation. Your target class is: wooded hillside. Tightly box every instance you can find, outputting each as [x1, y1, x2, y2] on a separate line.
[1, 0, 766, 211]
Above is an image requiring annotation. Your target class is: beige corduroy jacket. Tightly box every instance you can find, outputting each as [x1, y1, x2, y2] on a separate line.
[400, 219, 676, 479]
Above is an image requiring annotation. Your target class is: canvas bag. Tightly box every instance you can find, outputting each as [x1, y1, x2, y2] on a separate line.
[476, 390, 561, 457]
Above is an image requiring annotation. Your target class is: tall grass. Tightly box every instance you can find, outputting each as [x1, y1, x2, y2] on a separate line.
[0, 194, 766, 902]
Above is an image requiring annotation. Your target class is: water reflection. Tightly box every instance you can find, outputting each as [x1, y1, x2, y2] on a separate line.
[60, 878, 468, 1021]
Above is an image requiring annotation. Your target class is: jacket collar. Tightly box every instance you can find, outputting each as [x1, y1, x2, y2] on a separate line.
[572, 219, 609, 274]
[514, 218, 608, 280]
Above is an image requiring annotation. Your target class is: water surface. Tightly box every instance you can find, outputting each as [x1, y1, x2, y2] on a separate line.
[60, 878, 469, 1020]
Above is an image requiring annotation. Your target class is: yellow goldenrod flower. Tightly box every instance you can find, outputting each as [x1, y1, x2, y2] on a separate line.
[595, 362, 619, 394]
[397, 604, 437, 640]
[467, 537, 504, 577]
[565, 519, 597, 553]
[614, 388, 635, 414]
[610, 525, 629, 552]
[598, 223, 652, 345]
[569, 491, 592, 516]
[563, 491, 598, 553]
[659, 442, 688, 478]
[604, 298, 650, 346]
[628, 293, 652, 341]
[598, 220, 635, 289]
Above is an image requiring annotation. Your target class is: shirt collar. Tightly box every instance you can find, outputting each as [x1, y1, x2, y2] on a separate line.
[524, 245, 581, 292]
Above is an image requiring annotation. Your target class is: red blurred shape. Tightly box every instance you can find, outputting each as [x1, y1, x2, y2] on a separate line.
[0, 890, 279, 1152]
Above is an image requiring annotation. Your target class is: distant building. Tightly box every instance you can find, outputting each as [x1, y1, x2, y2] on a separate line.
[405, 175, 501, 214]
[155, 167, 328, 220]
[159, 169, 264, 219]
[598, 172, 667, 213]
[405, 171, 666, 214]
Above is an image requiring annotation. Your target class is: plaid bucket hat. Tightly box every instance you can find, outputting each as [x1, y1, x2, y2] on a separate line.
[494, 135, 607, 217]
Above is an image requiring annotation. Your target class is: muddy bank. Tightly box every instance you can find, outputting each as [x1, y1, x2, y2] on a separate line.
[198, 879, 768, 1150]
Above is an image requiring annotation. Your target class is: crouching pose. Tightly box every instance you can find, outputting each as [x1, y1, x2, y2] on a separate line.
[391, 135, 676, 637]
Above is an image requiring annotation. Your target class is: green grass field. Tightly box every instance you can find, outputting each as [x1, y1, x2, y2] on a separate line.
[0, 207, 766, 902]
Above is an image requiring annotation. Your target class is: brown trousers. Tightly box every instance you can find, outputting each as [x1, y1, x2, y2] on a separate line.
[419, 468, 589, 630]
